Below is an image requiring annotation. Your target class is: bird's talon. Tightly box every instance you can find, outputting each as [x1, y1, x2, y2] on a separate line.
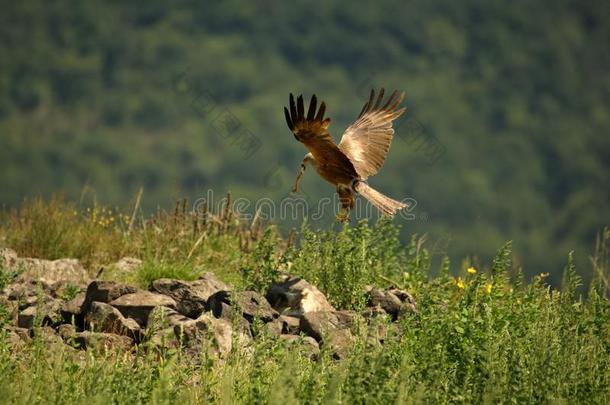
[335, 211, 349, 223]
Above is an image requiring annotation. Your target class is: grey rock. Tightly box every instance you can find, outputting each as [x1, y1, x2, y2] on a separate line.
[16, 257, 90, 289]
[111, 257, 143, 273]
[81, 280, 139, 313]
[174, 312, 234, 358]
[86, 302, 142, 341]
[361, 305, 388, 319]
[299, 311, 354, 357]
[0, 247, 19, 270]
[60, 291, 86, 324]
[147, 327, 181, 352]
[4, 326, 31, 347]
[0, 297, 18, 324]
[267, 276, 335, 315]
[151, 274, 230, 318]
[109, 291, 176, 326]
[147, 306, 192, 330]
[208, 290, 278, 323]
[17, 300, 61, 329]
[366, 288, 403, 320]
[72, 331, 133, 351]
[299, 311, 352, 342]
[279, 334, 320, 359]
[58, 323, 77, 340]
[278, 314, 301, 335]
[262, 318, 283, 337]
[31, 326, 65, 347]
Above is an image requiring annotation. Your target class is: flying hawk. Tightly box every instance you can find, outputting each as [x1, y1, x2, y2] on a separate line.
[284, 88, 407, 221]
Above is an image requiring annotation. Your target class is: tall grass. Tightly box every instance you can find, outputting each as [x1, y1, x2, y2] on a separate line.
[1, 198, 609, 403]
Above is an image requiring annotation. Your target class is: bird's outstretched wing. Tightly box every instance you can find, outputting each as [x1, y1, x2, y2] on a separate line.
[284, 94, 357, 180]
[338, 89, 406, 179]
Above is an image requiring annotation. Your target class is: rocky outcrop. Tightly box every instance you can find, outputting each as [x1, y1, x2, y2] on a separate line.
[1, 250, 417, 360]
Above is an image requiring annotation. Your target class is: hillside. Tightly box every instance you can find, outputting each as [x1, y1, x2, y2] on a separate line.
[1, 0, 609, 281]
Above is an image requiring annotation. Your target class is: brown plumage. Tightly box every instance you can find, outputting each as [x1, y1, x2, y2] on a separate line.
[284, 88, 407, 220]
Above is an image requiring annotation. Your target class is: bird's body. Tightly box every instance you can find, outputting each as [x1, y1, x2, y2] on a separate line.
[284, 89, 407, 220]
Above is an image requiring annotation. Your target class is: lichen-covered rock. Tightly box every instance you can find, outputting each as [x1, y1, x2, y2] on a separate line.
[60, 291, 86, 325]
[267, 276, 335, 315]
[151, 274, 230, 318]
[109, 291, 176, 326]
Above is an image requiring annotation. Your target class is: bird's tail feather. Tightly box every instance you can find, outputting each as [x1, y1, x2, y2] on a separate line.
[354, 181, 406, 217]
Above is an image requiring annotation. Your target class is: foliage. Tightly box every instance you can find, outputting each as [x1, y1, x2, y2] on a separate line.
[0, 0, 608, 283]
[0, 198, 609, 402]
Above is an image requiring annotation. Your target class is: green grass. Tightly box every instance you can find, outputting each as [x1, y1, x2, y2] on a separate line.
[1, 198, 609, 403]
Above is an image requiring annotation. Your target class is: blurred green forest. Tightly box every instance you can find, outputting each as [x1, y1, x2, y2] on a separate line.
[0, 0, 609, 282]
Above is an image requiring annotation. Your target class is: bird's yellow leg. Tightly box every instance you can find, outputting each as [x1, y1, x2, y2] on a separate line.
[292, 163, 306, 193]
[292, 153, 314, 193]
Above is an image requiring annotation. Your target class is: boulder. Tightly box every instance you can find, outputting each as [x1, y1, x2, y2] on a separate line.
[151, 273, 230, 318]
[278, 314, 301, 335]
[208, 290, 278, 323]
[58, 323, 77, 340]
[31, 326, 65, 347]
[0, 247, 19, 270]
[17, 299, 62, 329]
[147, 306, 192, 330]
[60, 291, 87, 325]
[266, 276, 335, 315]
[388, 288, 418, 315]
[0, 297, 18, 324]
[86, 302, 142, 341]
[279, 334, 320, 359]
[81, 280, 139, 313]
[3, 326, 30, 347]
[15, 257, 90, 289]
[111, 257, 143, 273]
[299, 311, 353, 342]
[262, 318, 283, 337]
[366, 288, 403, 320]
[174, 312, 234, 358]
[299, 310, 354, 358]
[109, 291, 176, 326]
[72, 331, 133, 351]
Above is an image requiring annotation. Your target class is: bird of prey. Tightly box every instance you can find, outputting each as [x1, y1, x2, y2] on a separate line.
[284, 88, 407, 221]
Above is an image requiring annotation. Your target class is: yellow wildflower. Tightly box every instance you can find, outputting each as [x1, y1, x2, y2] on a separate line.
[456, 277, 465, 289]
[467, 267, 477, 275]
[485, 283, 492, 294]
